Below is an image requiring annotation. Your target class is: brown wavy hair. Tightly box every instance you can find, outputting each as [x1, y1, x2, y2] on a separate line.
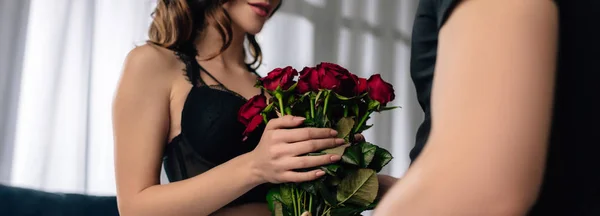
[148, 0, 281, 69]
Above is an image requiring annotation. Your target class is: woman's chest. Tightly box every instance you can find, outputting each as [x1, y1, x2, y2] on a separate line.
[180, 87, 263, 164]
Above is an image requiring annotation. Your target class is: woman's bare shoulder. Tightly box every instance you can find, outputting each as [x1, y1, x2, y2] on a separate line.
[119, 43, 184, 89]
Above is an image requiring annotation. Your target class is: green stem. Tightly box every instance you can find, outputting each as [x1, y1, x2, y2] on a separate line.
[308, 194, 313, 213]
[310, 96, 315, 118]
[296, 189, 302, 215]
[322, 206, 331, 216]
[343, 106, 349, 117]
[353, 110, 373, 133]
[292, 187, 298, 216]
[323, 91, 331, 116]
[276, 93, 285, 116]
[303, 191, 306, 212]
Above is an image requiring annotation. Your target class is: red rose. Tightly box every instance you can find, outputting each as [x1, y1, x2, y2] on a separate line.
[238, 95, 268, 136]
[355, 76, 368, 95]
[260, 66, 298, 91]
[367, 74, 395, 105]
[317, 62, 362, 96]
[296, 66, 341, 93]
[317, 62, 351, 78]
[316, 66, 340, 90]
[243, 114, 264, 137]
[297, 67, 319, 93]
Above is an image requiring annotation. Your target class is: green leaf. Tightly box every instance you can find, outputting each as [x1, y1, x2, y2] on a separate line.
[351, 103, 360, 117]
[329, 200, 379, 216]
[315, 90, 324, 104]
[380, 105, 400, 111]
[358, 142, 377, 168]
[321, 164, 340, 176]
[286, 94, 296, 105]
[279, 184, 294, 207]
[368, 147, 394, 172]
[266, 187, 281, 212]
[325, 175, 342, 187]
[273, 201, 284, 216]
[267, 189, 302, 216]
[359, 92, 368, 98]
[365, 199, 379, 210]
[358, 124, 373, 132]
[283, 82, 298, 93]
[354, 115, 372, 133]
[336, 169, 379, 207]
[322, 145, 348, 156]
[263, 102, 275, 113]
[341, 144, 362, 166]
[303, 91, 313, 99]
[367, 100, 380, 111]
[315, 179, 338, 206]
[329, 206, 364, 216]
[333, 92, 353, 101]
[254, 79, 263, 88]
[302, 118, 319, 128]
[335, 117, 355, 139]
[284, 107, 292, 115]
[299, 182, 317, 196]
[309, 107, 331, 128]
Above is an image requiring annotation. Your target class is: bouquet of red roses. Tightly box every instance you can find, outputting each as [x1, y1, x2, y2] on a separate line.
[238, 62, 397, 216]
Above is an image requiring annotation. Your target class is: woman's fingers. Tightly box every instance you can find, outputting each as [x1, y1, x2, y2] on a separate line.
[354, 133, 365, 142]
[275, 127, 338, 143]
[279, 169, 327, 183]
[283, 138, 344, 156]
[282, 154, 341, 170]
[265, 115, 305, 130]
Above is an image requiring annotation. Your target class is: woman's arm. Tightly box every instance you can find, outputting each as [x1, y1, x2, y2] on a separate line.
[374, 0, 558, 215]
[112, 45, 262, 216]
[113, 45, 343, 216]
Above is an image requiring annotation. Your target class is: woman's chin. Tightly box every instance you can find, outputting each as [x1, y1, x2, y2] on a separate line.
[246, 28, 264, 35]
[242, 23, 266, 35]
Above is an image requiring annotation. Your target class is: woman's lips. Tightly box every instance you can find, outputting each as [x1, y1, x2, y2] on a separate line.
[248, 2, 271, 17]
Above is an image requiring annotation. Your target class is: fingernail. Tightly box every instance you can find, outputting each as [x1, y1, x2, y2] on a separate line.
[330, 155, 342, 161]
[330, 130, 338, 136]
[316, 171, 326, 176]
[335, 138, 345, 144]
[295, 117, 306, 121]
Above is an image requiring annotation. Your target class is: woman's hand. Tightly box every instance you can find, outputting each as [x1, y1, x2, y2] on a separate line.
[354, 133, 365, 142]
[249, 115, 345, 184]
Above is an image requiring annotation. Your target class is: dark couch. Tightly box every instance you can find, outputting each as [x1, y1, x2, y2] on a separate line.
[0, 184, 119, 216]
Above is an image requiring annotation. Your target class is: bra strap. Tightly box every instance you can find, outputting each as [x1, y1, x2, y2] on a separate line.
[196, 63, 226, 87]
[173, 43, 207, 86]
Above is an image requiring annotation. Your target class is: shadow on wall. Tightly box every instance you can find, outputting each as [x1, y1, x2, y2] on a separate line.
[0, 184, 119, 216]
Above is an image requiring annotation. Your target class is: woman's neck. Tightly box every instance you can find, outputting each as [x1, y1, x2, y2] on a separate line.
[195, 24, 247, 68]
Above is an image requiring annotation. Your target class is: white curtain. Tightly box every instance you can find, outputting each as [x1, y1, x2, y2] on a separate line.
[2, 0, 422, 198]
[0, 0, 30, 184]
[7, 0, 155, 195]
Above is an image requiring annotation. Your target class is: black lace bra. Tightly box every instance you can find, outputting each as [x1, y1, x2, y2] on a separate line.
[162, 46, 271, 206]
